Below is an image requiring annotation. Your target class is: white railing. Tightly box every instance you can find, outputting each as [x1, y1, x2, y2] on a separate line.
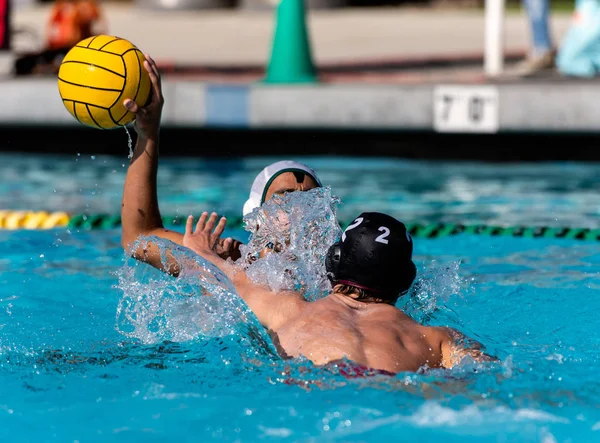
[484, 0, 506, 76]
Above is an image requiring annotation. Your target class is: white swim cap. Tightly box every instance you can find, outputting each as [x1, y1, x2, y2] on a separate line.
[243, 160, 323, 216]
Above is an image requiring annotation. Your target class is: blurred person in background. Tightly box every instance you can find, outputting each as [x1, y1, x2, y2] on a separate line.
[0, 0, 9, 51]
[555, 0, 600, 77]
[518, 0, 556, 74]
[14, 0, 107, 75]
[46, 0, 107, 51]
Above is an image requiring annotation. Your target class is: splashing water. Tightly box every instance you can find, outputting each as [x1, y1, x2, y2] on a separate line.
[113, 187, 458, 366]
[114, 237, 277, 361]
[124, 125, 133, 159]
[113, 188, 341, 356]
[237, 187, 343, 300]
[400, 259, 470, 324]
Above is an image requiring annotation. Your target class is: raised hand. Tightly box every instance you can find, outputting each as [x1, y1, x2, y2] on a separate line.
[123, 53, 164, 140]
[183, 212, 228, 257]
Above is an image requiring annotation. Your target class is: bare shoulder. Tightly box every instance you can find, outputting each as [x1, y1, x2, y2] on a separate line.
[424, 326, 473, 348]
[359, 304, 420, 331]
[433, 326, 482, 349]
[266, 290, 308, 328]
[427, 325, 454, 341]
[385, 305, 422, 325]
[279, 290, 309, 308]
[226, 268, 307, 330]
[431, 326, 499, 367]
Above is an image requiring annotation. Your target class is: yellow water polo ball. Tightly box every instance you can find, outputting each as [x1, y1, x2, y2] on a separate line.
[58, 35, 151, 130]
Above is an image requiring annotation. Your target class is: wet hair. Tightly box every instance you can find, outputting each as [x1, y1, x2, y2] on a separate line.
[333, 284, 398, 304]
[292, 171, 306, 184]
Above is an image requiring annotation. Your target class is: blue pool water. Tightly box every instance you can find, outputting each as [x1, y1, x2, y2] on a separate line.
[1, 154, 600, 442]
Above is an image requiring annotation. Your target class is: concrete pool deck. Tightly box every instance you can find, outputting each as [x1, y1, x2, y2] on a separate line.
[4, 3, 600, 134]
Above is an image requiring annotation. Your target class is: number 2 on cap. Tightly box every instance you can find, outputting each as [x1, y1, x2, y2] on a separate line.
[342, 217, 363, 242]
[375, 227, 390, 244]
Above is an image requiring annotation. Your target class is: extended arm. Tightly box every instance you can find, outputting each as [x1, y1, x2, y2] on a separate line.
[120, 55, 241, 276]
[120, 55, 184, 275]
[183, 212, 304, 330]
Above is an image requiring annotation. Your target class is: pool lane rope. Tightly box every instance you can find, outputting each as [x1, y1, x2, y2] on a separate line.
[1, 211, 599, 241]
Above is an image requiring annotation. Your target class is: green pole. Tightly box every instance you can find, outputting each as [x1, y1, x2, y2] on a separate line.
[264, 0, 318, 84]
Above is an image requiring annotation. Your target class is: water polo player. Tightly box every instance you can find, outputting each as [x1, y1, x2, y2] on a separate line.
[119, 54, 324, 276]
[182, 211, 498, 374]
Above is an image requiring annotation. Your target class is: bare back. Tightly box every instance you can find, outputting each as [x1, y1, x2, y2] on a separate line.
[271, 293, 447, 374]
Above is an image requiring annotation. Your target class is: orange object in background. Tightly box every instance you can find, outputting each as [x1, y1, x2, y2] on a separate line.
[46, 0, 105, 51]
[0, 0, 9, 50]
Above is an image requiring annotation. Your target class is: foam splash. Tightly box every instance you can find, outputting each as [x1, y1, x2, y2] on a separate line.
[114, 237, 275, 359]
[408, 402, 569, 427]
[237, 187, 343, 301]
[113, 188, 341, 353]
[400, 259, 470, 324]
[113, 186, 468, 371]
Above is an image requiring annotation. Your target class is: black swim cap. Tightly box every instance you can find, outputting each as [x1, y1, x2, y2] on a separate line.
[325, 212, 417, 299]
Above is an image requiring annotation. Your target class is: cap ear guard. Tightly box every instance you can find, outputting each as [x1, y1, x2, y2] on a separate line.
[325, 242, 342, 284]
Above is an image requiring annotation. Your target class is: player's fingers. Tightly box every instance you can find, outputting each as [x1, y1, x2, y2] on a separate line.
[145, 54, 161, 87]
[196, 211, 209, 231]
[185, 215, 194, 236]
[123, 98, 139, 113]
[143, 58, 161, 99]
[213, 216, 227, 238]
[204, 212, 218, 233]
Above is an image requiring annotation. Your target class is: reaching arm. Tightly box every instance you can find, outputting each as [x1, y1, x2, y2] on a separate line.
[121, 136, 187, 275]
[439, 327, 498, 369]
[120, 55, 241, 276]
[183, 212, 305, 330]
[120, 55, 184, 275]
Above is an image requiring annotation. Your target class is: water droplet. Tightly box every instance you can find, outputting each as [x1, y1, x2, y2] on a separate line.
[124, 126, 133, 159]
